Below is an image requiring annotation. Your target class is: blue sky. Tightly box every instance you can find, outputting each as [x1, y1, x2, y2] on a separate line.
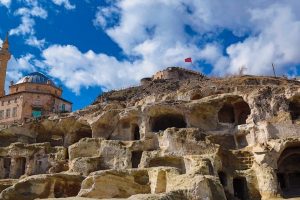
[0, 0, 300, 110]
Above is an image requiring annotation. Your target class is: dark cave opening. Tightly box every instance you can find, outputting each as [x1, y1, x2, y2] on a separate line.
[218, 171, 227, 186]
[289, 99, 300, 120]
[218, 100, 251, 125]
[150, 114, 187, 132]
[3, 157, 11, 178]
[277, 146, 300, 197]
[233, 177, 249, 200]
[131, 151, 143, 168]
[132, 124, 140, 140]
[218, 104, 235, 124]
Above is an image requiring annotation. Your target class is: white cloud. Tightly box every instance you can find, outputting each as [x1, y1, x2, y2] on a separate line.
[92, 0, 300, 78]
[9, 3, 48, 49]
[214, 3, 300, 76]
[93, 5, 120, 28]
[0, 0, 10, 8]
[25, 36, 46, 49]
[37, 0, 300, 94]
[8, 54, 36, 73]
[5, 54, 36, 93]
[41, 45, 156, 94]
[8, 0, 74, 48]
[0, 38, 3, 47]
[6, 0, 300, 94]
[198, 44, 223, 64]
[52, 0, 75, 10]
[40, 42, 224, 94]
[15, 6, 48, 18]
[10, 6, 47, 36]
[10, 16, 35, 36]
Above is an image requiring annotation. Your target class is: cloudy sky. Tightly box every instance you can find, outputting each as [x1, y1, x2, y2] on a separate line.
[0, 0, 300, 110]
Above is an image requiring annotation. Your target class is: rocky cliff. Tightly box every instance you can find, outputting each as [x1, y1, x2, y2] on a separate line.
[0, 71, 299, 200]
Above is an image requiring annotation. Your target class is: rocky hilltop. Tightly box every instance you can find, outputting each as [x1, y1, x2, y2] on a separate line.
[0, 67, 299, 200]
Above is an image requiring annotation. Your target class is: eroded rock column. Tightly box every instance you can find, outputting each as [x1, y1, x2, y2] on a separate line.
[254, 163, 278, 199]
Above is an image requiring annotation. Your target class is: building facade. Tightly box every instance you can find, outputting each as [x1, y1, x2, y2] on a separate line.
[152, 67, 205, 80]
[0, 36, 72, 124]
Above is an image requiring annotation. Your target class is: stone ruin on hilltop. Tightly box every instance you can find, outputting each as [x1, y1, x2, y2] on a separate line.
[0, 67, 299, 200]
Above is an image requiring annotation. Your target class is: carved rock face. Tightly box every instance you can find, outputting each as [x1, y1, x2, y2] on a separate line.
[0, 174, 84, 200]
[0, 75, 299, 199]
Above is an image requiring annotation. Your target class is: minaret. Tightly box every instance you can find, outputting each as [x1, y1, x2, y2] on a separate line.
[0, 33, 11, 97]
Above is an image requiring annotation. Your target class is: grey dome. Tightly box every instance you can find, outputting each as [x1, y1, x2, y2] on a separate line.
[16, 72, 55, 85]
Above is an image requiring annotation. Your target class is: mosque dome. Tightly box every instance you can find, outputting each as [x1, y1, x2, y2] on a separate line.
[16, 72, 55, 85]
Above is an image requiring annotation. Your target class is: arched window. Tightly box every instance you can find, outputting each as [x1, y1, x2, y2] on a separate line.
[277, 146, 300, 197]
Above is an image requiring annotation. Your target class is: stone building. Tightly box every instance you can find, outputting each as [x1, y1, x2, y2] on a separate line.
[0, 36, 72, 124]
[152, 66, 205, 80]
[140, 67, 205, 85]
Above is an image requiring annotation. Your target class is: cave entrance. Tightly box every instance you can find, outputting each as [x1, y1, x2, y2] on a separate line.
[218, 171, 227, 186]
[132, 124, 140, 140]
[234, 101, 251, 125]
[3, 157, 11, 178]
[277, 146, 300, 197]
[289, 99, 300, 121]
[131, 151, 143, 168]
[233, 177, 248, 200]
[73, 125, 93, 144]
[218, 100, 251, 125]
[15, 157, 26, 178]
[218, 104, 235, 123]
[150, 114, 186, 132]
[35, 156, 50, 175]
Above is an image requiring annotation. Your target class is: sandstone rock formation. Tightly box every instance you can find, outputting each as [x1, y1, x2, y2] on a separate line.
[0, 70, 300, 200]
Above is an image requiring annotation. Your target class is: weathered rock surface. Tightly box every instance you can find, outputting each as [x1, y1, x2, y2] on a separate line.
[0, 173, 84, 200]
[0, 73, 300, 199]
[78, 169, 151, 198]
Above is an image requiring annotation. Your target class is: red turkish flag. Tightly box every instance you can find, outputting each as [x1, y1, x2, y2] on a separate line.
[185, 57, 192, 63]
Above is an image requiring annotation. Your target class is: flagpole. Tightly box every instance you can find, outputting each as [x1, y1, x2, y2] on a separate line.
[272, 63, 276, 77]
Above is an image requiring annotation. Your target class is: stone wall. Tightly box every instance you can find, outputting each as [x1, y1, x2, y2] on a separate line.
[0, 95, 23, 123]
[152, 67, 204, 80]
[0, 92, 72, 124]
